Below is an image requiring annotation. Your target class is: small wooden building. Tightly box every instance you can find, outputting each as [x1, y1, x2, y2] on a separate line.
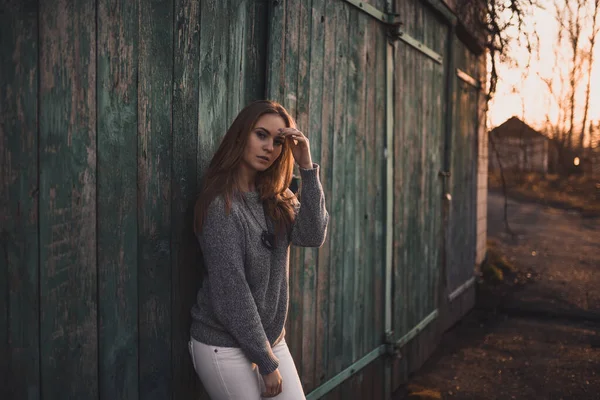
[489, 116, 550, 173]
[1, 0, 487, 399]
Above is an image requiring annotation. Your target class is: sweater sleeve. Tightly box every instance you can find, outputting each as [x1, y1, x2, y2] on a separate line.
[199, 198, 279, 375]
[290, 163, 330, 247]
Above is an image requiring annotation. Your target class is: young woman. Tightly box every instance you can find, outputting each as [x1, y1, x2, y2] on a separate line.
[189, 100, 329, 399]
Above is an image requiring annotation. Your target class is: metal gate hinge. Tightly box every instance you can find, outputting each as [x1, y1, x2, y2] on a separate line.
[386, 17, 403, 42]
[384, 331, 402, 359]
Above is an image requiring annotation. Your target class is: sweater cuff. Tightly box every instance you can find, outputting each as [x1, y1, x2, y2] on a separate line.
[257, 352, 280, 375]
[298, 163, 320, 184]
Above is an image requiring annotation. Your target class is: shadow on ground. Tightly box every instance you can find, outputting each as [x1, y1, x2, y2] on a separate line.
[393, 192, 600, 400]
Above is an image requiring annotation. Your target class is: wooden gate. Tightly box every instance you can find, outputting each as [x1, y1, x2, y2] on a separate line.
[266, 0, 389, 398]
[390, 0, 447, 386]
[1, 0, 485, 399]
[445, 39, 481, 312]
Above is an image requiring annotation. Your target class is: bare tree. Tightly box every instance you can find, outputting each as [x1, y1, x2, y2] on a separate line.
[540, 54, 571, 173]
[579, 0, 600, 149]
[590, 120, 600, 150]
[556, 0, 586, 149]
[535, 0, 600, 174]
[478, 0, 539, 235]
[546, 0, 599, 152]
[484, 0, 540, 100]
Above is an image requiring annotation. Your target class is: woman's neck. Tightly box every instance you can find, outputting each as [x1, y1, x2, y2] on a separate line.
[236, 164, 257, 192]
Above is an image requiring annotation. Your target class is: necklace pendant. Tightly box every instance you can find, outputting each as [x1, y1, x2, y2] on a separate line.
[261, 230, 275, 250]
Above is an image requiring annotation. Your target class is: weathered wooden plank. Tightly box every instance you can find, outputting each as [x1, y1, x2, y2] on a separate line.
[439, 25, 455, 330]
[414, 3, 426, 332]
[402, 37, 415, 339]
[198, 0, 230, 178]
[269, 0, 300, 119]
[277, 0, 305, 376]
[228, 0, 245, 118]
[421, 55, 433, 368]
[420, 44, 431, 334]
[340, 7, 361, 398]
[392, 40, 409, 342]
[371, 357, 385, 400]
[426, 62, 435, 316]
[39, 0, 98, 397]
[282, 0, 300, 118]
[361, 362, 374, 400]
[373, 21, 386, 353]
[242, 0, 269, 103]
[0, 1, 39, 398]
[432, 46, 445, 314]
[392, 19, 415, 386]
[423, 22, 433, 327]
[363, 16, 377, 359]
[347, 371, 363, 400]
[428, 18, 440, 316]
[393, 3, 450, 389]
[412, 40, 425, 331]
[415, 0, 426, 45]
[315, 0, 335, 388]
[447, 38, 461, 291]
[407, 19, 420, 353]
[402, 39, 414, 334]
[301, 0, 324, 392]
[392, 11, 409, 362]
[391, 36, 401, 354]
[341, 5, 358, 375]
[363, 17, 375, 358]
[449, 77, 477, 291]
[228, 0, 267, 115]
[353, 10, 368, 364]
[224, 0, 268, 114]
[266, 0, 286, 104]
[324, 385, 343, 400]
[427, 12, 444, 356]
[266, 0, 292, 366]
[328, 2, 350, 392]
[137, 0, 173, 397]
[446, 38, 478, 295]
[97, 0, 139, 398]
[297, 0, 313, 388]
[172, 0, 202, 398]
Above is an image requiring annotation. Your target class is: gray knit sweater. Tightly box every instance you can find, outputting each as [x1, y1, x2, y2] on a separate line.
[190, 164, 329, 375]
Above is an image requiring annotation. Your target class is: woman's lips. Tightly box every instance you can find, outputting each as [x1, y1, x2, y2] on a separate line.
[257, 156, 269, 163]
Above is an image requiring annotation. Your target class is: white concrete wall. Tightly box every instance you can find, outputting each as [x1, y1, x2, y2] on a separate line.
[475, 62, 487, 267]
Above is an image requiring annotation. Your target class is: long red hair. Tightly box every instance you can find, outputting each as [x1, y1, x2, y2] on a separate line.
[194, 100, 298, 236]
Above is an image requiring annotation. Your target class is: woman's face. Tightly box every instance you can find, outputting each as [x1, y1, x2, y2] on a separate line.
[241, 113, 287, 173]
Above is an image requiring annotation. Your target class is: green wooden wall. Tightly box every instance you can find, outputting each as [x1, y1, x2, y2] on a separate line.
[1, 1, 39, 398]
[1, 0, 267, 399]
[1, 0, 484, 399]
[267, 1, 388, 398]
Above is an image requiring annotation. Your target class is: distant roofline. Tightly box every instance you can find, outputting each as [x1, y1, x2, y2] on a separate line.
[489, 116, 548, 140]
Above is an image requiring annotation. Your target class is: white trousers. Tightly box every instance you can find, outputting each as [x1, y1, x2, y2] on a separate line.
[189, 337, 306, 400]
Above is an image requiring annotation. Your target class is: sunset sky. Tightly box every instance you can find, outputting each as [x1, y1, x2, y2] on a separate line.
[488, 0, 600, 135]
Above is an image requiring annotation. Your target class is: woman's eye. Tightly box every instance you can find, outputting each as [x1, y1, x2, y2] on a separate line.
[256, 131, 266, 139]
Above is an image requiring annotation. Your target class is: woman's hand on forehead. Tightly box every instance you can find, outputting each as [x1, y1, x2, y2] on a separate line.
[277, 127, 313, 169]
